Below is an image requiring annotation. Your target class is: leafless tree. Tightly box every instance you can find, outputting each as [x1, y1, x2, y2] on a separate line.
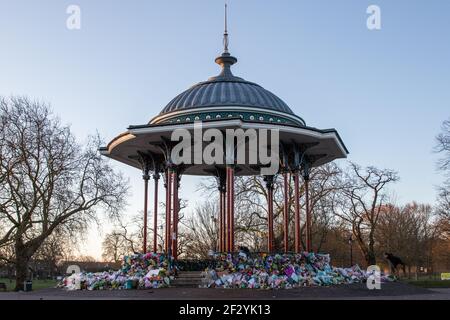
[333, 162, 399, 265]
[102, 231, 129, 263]
[182, 200, 219, 259]
[0, 96, 129, 290]
[101, 214, 150, 262]
[101, 194, 189, 261]
[32, 228, 73, 277]
[435, 118, 450, 172]
[435, 118, 450, 220]
[192, 163, 345, 253]
[376, 202, 437, 277]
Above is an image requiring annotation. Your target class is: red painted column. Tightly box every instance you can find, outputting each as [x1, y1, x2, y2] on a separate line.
[164, 170, 167, 253]
[267, 181, 274, 253]
[153, 173, 159, 253]
[221, 188, 226, 252]
[305, 176, 311, 252]
[226, 168, 230, 252]
[219, 188, 223, 252]
[172, 171, 179, 260]
[283, 172, 289, 253]
[230, 167, 235, 252]
[143, 175, 149, 254]
[165, 169, 172, 254]
[294, 171, 301, 253]
[226, 166, 235, 252]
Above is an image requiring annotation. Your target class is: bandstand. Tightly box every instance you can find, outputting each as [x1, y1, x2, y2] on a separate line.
[100, 9, 348, 259]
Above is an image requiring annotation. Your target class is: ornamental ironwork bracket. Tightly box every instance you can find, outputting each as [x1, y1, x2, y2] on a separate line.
[151, 136, 179, 169]
[264, 175, 275, 190]
[292, 141, 319, 171]
[301, 153, 327, 180]
[280, 142, 291, 173]
[205, 166, 227, 192]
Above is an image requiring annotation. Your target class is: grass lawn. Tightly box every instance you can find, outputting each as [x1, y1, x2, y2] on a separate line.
[402, 275, 450, 288]
[404, 279, 450, 288]
[0, 278, 58, 292]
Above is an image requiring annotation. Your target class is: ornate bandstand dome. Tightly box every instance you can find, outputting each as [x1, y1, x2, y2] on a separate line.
[150, 52, 305, 128]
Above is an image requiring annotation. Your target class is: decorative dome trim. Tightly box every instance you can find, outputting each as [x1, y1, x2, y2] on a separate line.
[150, 105, 305, 126]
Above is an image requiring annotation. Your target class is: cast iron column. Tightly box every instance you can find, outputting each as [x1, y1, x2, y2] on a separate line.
[164, 168, 172, 254]
[172, 170, 179, 260]
[219, 184, 226, 252]
[217, 172, 226, 252]
[293, 170, 301, 253]
[219, 187, 223, 251]
[304, 174, 311, 252]
[223, 186, 227, 251]
[226, 166, 235, 253]
[222, 189, 226, 251]
[264, 176, 275, 253]
[153, 172, 160, 253]
[283, 171, 289, 253]
[142, 170, 150, 254]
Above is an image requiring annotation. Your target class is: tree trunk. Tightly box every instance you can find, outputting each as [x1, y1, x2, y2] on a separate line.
[14, 239, 33, 291]
[365, 251, 377, 266]
[14, 253, 30, 291]
[367, 232, 377, 266]
[354, 229, 376, 267]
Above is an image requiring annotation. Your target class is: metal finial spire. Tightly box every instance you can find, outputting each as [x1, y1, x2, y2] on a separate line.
[223, 2, 229, 53]
[213, 1, 237, 79]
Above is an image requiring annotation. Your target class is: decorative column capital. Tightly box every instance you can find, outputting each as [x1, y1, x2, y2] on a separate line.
[302, 158, 311, 181]
[137, 151, 151, 180]
[213, 167, 227, 192]
[264, 175, 275, 190]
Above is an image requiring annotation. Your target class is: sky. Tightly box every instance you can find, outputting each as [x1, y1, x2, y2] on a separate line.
[0, 0, 449, 259]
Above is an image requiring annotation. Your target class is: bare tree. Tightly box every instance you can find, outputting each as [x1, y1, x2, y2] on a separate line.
[193, 163, 345, 253]
[435, 118, 450, 220]
[182, 200, 219, 259]
[376, 202, 437, 277]
[333, 162, 399, 266]
[101, 213, 152, 262]
[0, 96, 129, 290]
[101, 231, 129, 263]
[32, 229, 73, 278]
[435, 118, 450, 172]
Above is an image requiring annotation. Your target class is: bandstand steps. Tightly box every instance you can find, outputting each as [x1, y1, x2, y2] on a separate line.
[171, 271, 205, 287]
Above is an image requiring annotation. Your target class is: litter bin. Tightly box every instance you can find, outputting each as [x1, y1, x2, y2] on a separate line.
[24, 281, 32, 292]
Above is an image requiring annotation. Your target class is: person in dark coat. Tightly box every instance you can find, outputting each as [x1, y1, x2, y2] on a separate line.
[384, 252, 406, 277]
[239, 246, 251, 256]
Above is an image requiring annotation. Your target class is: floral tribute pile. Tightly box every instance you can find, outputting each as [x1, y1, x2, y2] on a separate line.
[60, 253, 172, 290]
[201, 252, 394, 289]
